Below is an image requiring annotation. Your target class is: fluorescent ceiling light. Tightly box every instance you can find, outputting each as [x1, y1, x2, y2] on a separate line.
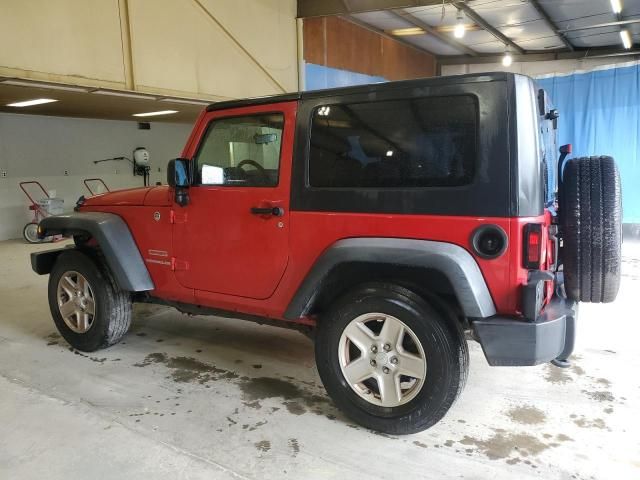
[610, 0, 622, 14]
[158, 97, 210, 106]
[7, 98, 58, 107]
[133, 110, 178, 117]
[388, 27, 425, 36]
[0, 79, 89, 92]
[620, 29, 632, 49]
[92, 89, 156, 100]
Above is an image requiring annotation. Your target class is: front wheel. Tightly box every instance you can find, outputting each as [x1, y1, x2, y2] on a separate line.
[48, 250, 132, 351]
[315, 283, 468, 434]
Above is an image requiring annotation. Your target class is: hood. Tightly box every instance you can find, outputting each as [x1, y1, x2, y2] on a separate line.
[82, 186, 154, 207]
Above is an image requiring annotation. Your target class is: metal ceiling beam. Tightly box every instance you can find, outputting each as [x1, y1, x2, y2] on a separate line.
[297, 0, 445, 18]
[451, 1, 524, 54]
[528, 0, 574, 51]
[560, 18, 640, 33]
[437, 46, 640, 65]
[341, 14, 438, 56]
[389, 9, 479, 56]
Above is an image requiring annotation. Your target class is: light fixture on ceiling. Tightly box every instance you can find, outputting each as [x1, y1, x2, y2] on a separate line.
[92, 89, 157, 100]
[132, 110, 178, 117]
[454, 10, 466, 38]
[610, 0, 622, 14]
[0, 79, 90, 92]
[502, 47, 513, 67]
[6, 98, 58, 107]
[386, 150, 394, 157]
[620, 29, 632, 49]
[388, 27, 425, 36]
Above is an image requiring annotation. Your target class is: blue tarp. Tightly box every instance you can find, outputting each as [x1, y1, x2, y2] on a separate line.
[538, 63, 640, 223]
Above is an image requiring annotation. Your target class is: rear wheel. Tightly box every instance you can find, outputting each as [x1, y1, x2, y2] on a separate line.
[23, 222, 40, 244]
[48, 250, 132, 351]
[315, 283, 468, 434]
[561, 155, 622, 303]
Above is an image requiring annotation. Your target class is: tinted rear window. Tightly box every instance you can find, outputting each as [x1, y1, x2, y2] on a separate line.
[308, 95, 478, 188]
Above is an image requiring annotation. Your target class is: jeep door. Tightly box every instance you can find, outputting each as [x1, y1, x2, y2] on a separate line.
[173, 101, 296, 299]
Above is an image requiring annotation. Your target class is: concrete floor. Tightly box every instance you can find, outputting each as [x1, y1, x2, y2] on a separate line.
[0, 239, 638, 480]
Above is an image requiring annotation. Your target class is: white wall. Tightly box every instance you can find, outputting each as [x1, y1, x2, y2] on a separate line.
[441, 57, 637, 77]
[0, 113, 192, 240]
[0, 0, 298, 99]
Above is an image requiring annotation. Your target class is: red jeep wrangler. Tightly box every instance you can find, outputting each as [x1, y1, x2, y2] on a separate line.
[32, 72, 622, 434]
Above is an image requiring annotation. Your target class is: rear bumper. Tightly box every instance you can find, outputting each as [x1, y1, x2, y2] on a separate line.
[471, 296, 577, 366]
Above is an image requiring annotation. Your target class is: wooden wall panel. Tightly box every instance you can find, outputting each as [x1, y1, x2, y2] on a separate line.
[325, 17, 383, 76]
[381, 37, 435, 80]
[304, 17, 326, 66]
[303, 16, 435, 81]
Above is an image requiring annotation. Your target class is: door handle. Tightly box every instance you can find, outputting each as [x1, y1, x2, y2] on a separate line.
[250, 206, 284, 217]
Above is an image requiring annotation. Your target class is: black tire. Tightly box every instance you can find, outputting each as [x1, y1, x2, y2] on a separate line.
[561, 156, 622, 303]
[315, 283, 469, 435]
[48, 250, 132, 351]
[23, 222, 41, 244]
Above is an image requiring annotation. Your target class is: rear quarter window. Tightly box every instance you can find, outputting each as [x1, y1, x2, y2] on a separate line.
[308, 95, 478, 189]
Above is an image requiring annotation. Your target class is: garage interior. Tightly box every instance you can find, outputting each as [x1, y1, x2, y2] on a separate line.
[1, 1, 639, 479]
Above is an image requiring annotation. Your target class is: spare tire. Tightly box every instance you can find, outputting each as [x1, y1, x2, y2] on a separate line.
[561, 156, 621, 303]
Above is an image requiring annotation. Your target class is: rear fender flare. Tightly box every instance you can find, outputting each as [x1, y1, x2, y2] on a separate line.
[284, 238, 496, 320]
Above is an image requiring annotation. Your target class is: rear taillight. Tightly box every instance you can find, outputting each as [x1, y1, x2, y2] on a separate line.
[523, 223, 542, 269]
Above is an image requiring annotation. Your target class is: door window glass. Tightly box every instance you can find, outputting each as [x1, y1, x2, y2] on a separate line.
[195, 113, 284, 187]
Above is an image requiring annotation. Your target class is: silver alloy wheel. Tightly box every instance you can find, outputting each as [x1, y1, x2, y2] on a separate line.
[56, 271, 96, 334]
[338, 313, 427, 408]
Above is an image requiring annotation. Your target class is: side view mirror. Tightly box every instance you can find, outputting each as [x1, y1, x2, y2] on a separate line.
[167, 158, 190, 206]
[167, 158, 190, 187]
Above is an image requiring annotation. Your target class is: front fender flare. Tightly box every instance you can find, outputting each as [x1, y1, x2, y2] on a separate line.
[34, 212, 154, 292]
[284, 238, 496, 320]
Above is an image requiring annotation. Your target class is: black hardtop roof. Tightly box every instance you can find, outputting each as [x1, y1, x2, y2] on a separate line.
[206, 72, 514, 112]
